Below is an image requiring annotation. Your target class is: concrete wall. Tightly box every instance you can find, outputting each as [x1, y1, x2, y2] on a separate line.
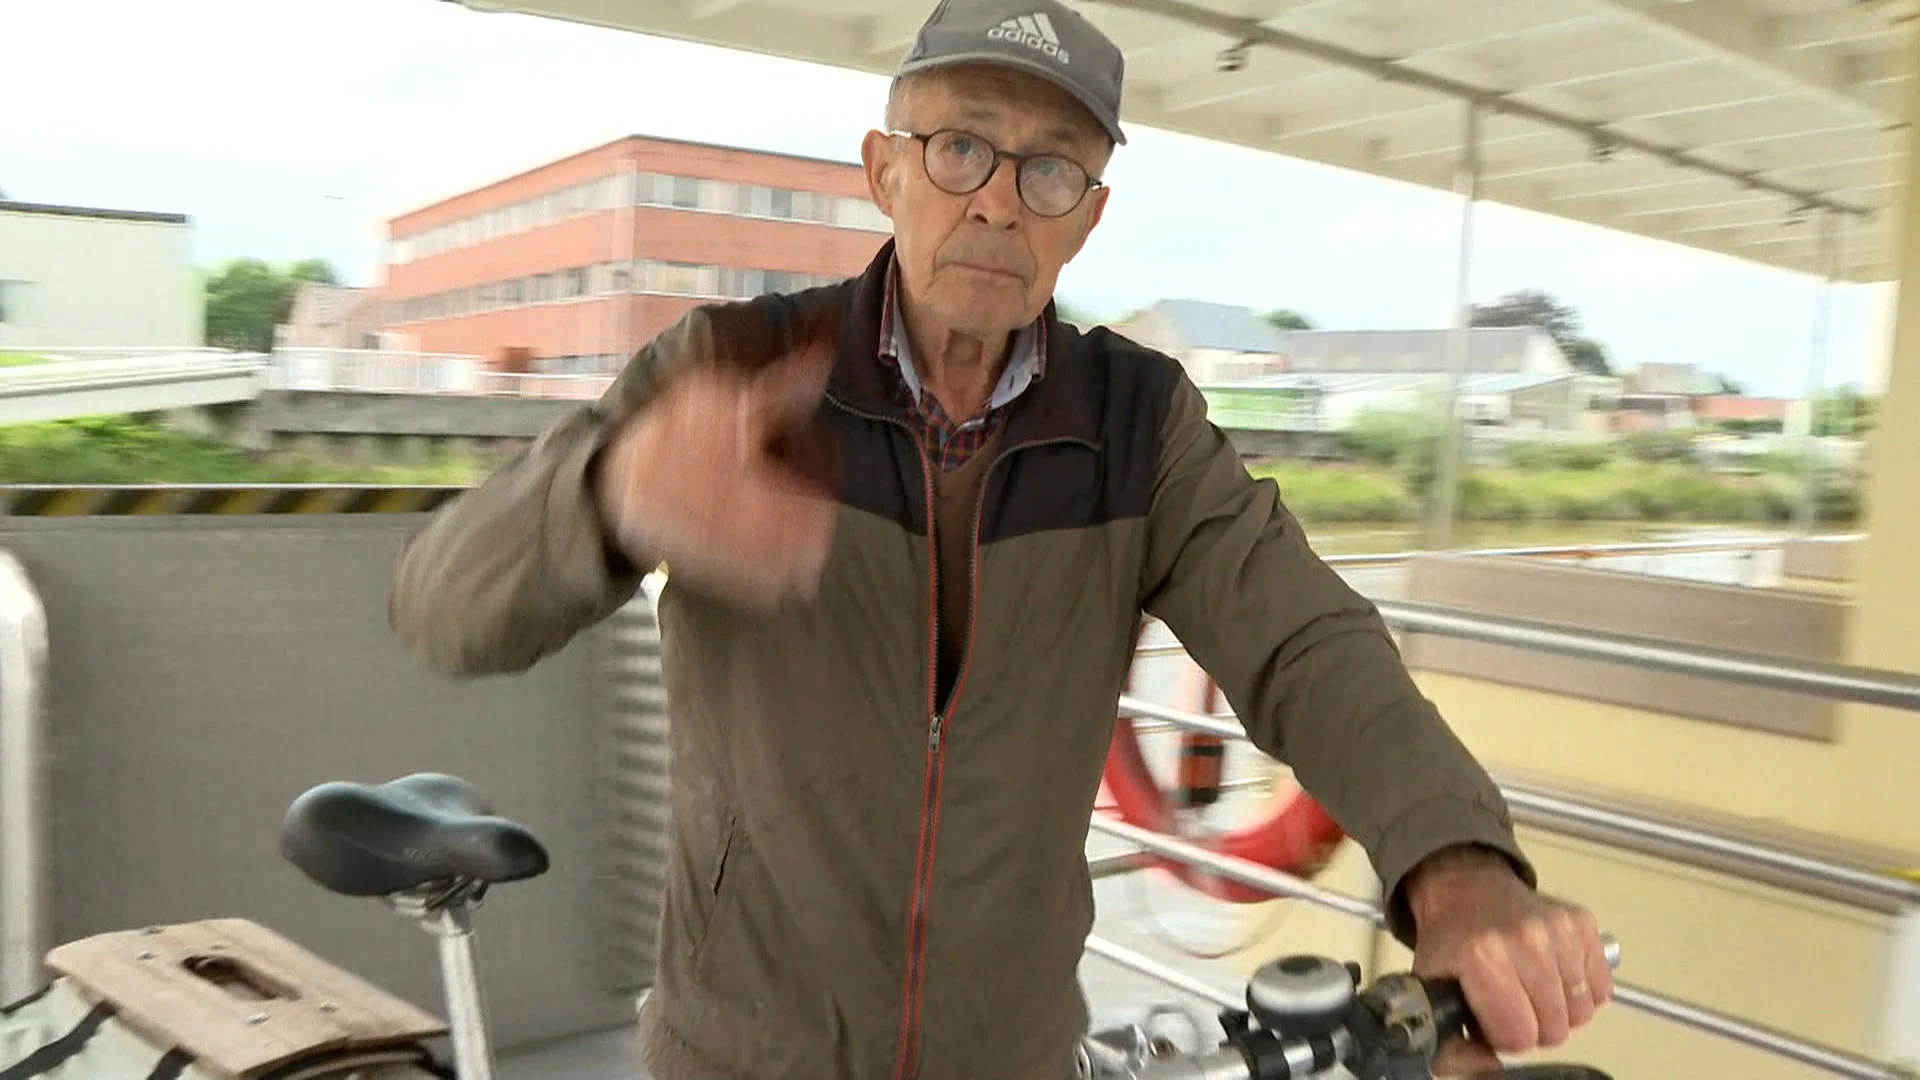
[253, 388, 576, 440]
[0, 208, 201, 349]
[0, 516, 651, 1050]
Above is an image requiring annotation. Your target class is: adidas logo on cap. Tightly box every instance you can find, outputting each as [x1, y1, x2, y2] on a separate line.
[987, 12, 1070, 63]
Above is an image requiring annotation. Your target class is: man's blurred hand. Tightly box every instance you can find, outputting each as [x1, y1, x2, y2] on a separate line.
[596, 337, 838, 612]
[1404, 847, 1613, 1075]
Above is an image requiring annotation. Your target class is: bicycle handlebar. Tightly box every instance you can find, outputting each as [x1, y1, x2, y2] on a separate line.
[1124, 935, 1621, 1080]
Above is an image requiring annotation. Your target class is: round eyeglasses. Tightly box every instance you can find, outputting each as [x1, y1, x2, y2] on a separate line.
[892, 129, 1102, 218]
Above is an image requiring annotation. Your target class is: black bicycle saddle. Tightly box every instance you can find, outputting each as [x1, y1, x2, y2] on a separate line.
[279, 772, 550, 897]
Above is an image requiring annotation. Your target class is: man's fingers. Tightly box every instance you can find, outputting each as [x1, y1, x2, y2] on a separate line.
[1514, 919, 1573, 1048]
[674, 467, 837, 609]
[749, 336, 836, 432]
[1453, 935, 1538, 1056]
[1550, 909, 1599, 1029]
[1578, 909, 1615, 1008]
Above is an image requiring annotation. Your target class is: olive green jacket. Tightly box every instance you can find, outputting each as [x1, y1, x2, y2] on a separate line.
[389, 240, 1532, 1080]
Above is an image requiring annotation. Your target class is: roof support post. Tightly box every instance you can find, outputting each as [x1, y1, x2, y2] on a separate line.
[1794, 209, 1842, 535]
[1424, 98, 1484, 551]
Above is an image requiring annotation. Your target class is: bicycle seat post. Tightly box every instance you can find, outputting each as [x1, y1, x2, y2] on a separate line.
[392, 881, 496, 1080]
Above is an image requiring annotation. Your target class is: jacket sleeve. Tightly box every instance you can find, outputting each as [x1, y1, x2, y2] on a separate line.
[388, 304, 732, 678]
[1138, 373, 1536, 945]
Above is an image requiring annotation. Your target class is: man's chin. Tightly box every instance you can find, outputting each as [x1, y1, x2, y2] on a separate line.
[926, 289, 1036, 339]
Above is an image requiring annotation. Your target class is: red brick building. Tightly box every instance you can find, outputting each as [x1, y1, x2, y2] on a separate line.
[380, 134, 892, 373]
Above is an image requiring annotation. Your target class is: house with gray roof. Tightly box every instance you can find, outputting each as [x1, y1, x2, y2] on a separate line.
[1116, 299, 1602, 435]
[1112, 299, 1290, 382]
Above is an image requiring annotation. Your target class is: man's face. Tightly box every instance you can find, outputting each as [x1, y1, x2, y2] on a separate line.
[862, 65, 1112, 340]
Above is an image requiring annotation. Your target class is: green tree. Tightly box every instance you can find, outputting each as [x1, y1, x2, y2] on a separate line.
[1814, 385, 1875, 436]
[203, 257, 340, 352]
[1470, 288, 1613, 376]
[1263, 309, 1314, 331]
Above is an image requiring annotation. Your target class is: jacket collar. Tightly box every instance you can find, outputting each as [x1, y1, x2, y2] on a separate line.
[827, 239, 1101, 449]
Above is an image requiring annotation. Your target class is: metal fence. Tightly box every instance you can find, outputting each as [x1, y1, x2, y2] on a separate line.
[1103, 608, 1920, 1079]
[267, 347, 615, 400]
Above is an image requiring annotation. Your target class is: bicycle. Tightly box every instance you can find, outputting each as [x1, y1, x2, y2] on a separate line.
[0, 771, 1620, 1079]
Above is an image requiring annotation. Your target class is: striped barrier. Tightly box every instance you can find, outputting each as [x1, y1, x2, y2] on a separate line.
[0, 485, 465, 516]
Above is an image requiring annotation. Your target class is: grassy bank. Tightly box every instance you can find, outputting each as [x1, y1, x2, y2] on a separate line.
[1257, 459, 1856, 526]
[0, 417, 484, 486]
[1259, 408, 1863, 528]
[0, 416, 1860, 529]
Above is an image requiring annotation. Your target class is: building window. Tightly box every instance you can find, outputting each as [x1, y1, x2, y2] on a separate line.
[670, 176, 701, 209]
[699, 180, 734, 212]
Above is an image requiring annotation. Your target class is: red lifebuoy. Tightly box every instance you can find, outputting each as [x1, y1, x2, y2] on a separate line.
[1102, 625, 1346, 904]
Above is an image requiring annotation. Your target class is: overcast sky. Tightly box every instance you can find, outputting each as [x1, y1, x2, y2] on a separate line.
[6, 0, 1896, 397]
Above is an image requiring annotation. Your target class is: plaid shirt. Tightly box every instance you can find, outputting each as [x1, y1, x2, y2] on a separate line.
[877, 258, 1047, 472]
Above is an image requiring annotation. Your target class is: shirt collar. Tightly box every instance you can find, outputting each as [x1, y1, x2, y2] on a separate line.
[877, 255, 1046, 416]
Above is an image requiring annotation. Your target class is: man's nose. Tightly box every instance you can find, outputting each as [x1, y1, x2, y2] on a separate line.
[966, 159, 1023, 228]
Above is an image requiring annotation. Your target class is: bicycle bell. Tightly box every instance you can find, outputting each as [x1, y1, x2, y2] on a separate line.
[1245, 954, 1360, 1037]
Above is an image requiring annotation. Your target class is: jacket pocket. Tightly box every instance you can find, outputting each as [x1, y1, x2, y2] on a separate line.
[688, 816, 737, 970]
[685, 825, 840, 1073]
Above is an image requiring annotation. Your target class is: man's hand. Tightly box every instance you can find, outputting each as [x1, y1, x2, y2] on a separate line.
[1404, 846, 1613, 1076]
[595, 337, 838, 612]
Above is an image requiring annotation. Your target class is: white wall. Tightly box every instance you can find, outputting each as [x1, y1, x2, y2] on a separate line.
[1524, 333, 1577, 376]
[0, 209, 200, 349]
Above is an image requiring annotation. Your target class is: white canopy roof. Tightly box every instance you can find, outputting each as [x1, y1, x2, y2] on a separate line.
[453, 0, 1916, 283]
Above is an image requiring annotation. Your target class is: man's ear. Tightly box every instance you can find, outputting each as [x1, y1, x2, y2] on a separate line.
[1062, 185, 1110, 264]
[860, 130, 898, 219]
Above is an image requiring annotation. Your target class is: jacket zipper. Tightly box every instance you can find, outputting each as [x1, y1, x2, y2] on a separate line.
[892, 429, 1097, 1080]
[826, 391, 1099, 1079]
[819, 394, 947, 1080]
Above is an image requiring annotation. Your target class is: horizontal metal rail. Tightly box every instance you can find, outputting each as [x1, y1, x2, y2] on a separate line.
[1081, 934, 1243, 1012]
[1114, 694, 1920, 910]
[1138, 596, 1920, 713]
[1497, 781, 1920, 913]
[1085, 817, 1910, 1079]
[1316, 535, 1798, 570]
[1373, 599, 1920, 712]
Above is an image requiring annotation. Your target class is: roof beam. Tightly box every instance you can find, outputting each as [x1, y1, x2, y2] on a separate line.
[1588, 0, 1906, 125]
[1770, 8, 1913, 52]
[1094, 0, 1878, 218]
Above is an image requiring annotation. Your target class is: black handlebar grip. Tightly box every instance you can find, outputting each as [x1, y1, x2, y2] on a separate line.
[1424, 977, 1476, 1044]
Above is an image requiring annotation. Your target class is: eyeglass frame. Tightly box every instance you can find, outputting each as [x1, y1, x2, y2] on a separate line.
[887, 128, 1106, 218]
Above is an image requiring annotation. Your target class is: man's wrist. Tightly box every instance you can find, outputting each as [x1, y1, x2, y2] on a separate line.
[1404, 844, 1524, 930]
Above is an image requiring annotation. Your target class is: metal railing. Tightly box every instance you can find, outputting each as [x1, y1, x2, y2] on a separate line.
[1113, 691, 1920, 911]
[1081, 818, 1912, 1080]
[268, 347, 616, 400]
[1108, 617, 1920, 1077]
[1315, 535, 1802, 570]
[1371, 598, 1920, 712]
[0, 551, 48, 1004]
[0, 346, 237, 363]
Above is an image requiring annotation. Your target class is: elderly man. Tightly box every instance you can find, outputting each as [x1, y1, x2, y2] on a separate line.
[389, 0, 1612, 1077]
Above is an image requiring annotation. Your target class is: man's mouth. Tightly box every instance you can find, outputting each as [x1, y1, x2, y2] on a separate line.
[951, 261, 1022, 280]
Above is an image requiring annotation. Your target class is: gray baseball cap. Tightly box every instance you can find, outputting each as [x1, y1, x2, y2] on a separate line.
[895, 0, 1128, 146]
